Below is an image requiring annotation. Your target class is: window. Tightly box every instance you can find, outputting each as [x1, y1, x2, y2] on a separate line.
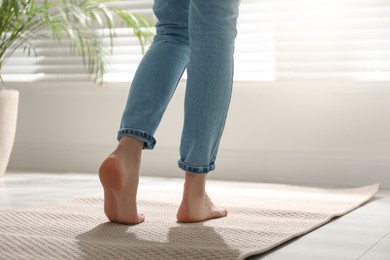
[270, 0, 390, 81]
[2, 0, 390, 83]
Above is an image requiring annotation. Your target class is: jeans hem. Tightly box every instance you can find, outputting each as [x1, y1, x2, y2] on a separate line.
[177, 160, 215, 174]
[117, 129, 156, 150]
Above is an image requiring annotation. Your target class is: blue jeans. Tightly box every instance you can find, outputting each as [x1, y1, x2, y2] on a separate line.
[118, 0, 240, 174]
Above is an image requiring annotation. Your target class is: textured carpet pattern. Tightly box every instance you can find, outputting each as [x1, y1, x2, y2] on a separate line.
[0, 183, 379, 260]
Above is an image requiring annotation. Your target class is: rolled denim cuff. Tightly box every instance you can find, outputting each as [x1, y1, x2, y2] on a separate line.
[177, 160, 215, 174]
[117, 128, 156, 150]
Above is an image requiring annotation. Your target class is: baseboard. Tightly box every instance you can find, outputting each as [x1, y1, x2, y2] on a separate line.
[8, 143, 390, 188]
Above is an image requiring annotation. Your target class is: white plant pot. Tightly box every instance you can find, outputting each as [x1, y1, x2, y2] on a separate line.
[0, 88, 19, 177]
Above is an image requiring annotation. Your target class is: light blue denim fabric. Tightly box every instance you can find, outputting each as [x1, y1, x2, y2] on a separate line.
[118, 0, 240, 174]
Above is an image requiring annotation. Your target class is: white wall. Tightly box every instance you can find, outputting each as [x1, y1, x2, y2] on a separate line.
[6, 81, 390, 188]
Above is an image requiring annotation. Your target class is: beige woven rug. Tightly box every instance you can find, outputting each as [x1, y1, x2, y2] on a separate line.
[0, 183, 379, 260]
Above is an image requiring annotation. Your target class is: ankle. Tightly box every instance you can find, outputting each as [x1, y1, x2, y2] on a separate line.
[114, 137, 143, 160]
[182, 172, 207, 199]
[118, 136, 143, 149]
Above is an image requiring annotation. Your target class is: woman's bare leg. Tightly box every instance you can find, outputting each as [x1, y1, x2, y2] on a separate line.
[177, 172, 227, 223]
[99, 137, 144, 225]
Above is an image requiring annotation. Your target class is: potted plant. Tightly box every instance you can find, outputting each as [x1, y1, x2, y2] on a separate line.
[0, 0, 154, 176]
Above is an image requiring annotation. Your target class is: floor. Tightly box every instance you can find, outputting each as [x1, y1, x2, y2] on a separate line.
[0, 171, 389, 260]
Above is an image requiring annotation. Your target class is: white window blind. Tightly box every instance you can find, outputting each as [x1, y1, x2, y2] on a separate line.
[270, 0, 390, 81]
[2, 0, 390, 83]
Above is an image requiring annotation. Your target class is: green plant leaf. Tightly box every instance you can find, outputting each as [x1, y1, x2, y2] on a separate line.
[0, 0, 155, 84]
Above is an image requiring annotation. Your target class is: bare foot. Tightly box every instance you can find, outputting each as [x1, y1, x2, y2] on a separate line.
[99, 137, 145, 225]
[177, 173, 227, 223]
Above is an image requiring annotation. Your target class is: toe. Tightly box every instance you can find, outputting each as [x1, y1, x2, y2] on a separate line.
[138, 213, 145, 223]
